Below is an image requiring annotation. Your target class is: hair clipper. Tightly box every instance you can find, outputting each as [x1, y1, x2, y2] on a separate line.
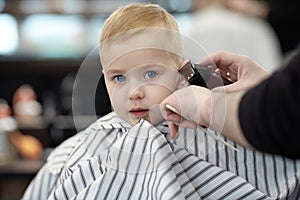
[178, 61, 232, 89]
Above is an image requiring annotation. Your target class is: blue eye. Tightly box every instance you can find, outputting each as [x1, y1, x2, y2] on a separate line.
[114, 75, 126, 83]
[145, 71, 156, 79]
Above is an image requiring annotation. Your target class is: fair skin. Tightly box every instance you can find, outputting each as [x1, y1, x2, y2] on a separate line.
[104, 48, 183, 126]
[161, 51, 270, 148]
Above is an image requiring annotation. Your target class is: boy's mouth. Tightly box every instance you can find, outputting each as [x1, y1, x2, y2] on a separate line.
[129, 108, 149, 118]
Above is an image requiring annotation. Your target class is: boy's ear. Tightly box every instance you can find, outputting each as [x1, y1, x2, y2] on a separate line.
[176, 74, 189, 90]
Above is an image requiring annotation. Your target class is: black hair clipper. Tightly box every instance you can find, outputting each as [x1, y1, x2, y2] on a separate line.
[178, 61, 232, 89]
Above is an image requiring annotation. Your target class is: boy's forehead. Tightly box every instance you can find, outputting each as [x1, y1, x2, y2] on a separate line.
[100, 28, 183, 70]
[105, 48, 180, 72]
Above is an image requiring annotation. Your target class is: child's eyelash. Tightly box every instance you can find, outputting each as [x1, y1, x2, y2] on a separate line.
[112, 74, 125, 82]
[111, 75, 119, 80]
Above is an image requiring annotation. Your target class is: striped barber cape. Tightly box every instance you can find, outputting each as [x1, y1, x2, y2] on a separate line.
[22, 112, 300, 200]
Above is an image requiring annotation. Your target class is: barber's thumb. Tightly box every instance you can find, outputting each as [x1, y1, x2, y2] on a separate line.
[160, 94, 181, 116]
[168, 121, 179, 139]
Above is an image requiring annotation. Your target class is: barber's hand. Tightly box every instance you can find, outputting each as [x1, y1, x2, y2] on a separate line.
[161, 85, 212, 139]
[202, 51, 270, 92]
[161, 51, 271, 140]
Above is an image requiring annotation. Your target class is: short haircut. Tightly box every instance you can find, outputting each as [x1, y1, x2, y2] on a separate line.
[99, 3, 183, 68]
[100, 3, 179, 43]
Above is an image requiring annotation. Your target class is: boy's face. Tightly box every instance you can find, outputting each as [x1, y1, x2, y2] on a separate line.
[104, 49, 182, 126]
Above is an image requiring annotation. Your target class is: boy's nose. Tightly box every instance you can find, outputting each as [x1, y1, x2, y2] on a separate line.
[129, 86, 145, 100]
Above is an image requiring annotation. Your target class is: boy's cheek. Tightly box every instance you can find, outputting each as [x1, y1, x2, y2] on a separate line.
[155, 72, 180, 92]
[107, 82, 126, 100]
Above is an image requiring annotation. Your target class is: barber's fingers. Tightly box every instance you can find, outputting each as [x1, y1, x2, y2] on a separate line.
[168, 121, 179, 139]
[200, 51, 271, 93]
[165, 111, 197, 129]
[208, 51, 269, 79]
[196, 51, 241, 85]
[166, 115, 197, 139]
[200, 51, 260, 80]
[160, 90, 184, 118]
[199, 51, 239, 70]
[161, 86, 211, 127]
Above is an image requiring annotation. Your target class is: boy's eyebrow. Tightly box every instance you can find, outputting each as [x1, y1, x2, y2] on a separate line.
[104, 68, 126, 75]
[104, 64, 162, 75]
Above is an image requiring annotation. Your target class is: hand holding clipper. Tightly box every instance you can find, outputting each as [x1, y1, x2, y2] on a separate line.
[178, 60, 232, 89]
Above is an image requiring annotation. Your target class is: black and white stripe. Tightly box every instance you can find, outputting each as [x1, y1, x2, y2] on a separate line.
[22, 112, 300, 200]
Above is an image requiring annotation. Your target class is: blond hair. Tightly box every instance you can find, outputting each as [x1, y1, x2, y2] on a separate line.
[100, 3, 179, 43]
[100, 3, 183, 68]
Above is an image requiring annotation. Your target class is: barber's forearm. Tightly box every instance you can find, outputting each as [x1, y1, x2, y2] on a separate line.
[210, 90, 253, 149]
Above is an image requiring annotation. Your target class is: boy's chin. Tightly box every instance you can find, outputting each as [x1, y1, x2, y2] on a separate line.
[143, 115, 164, 126]
[128, 115, 164, 127]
